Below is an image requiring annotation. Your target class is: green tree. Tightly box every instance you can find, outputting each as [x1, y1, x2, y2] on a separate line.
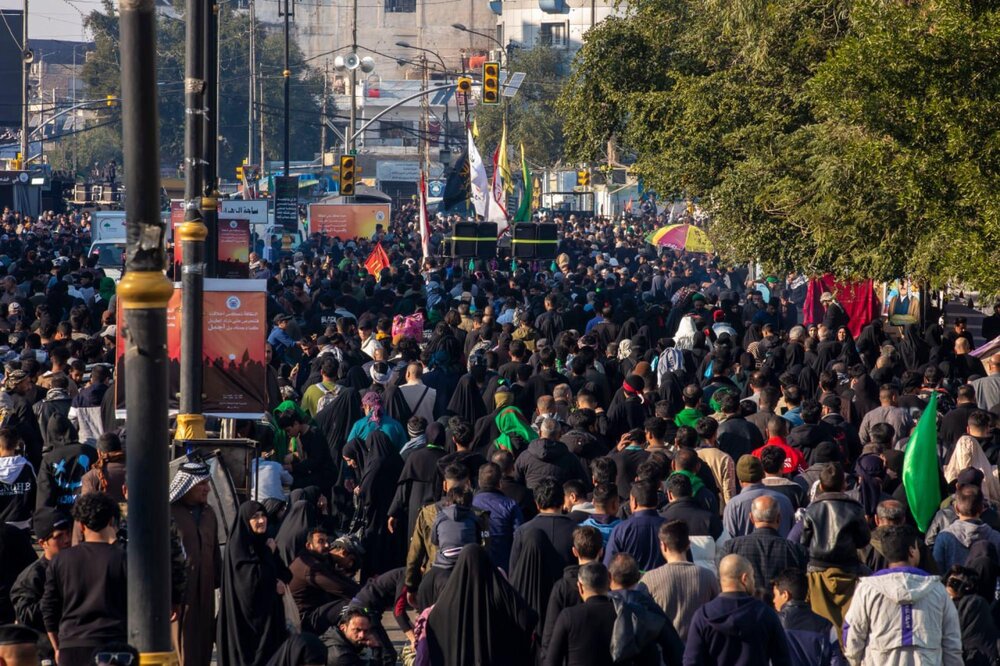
[474, 45, 567, 167]
[557, 0, 1000, 292]
[51, 0, 332, 177]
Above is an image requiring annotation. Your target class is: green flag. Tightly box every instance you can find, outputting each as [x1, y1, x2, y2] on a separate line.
[902, 391, 941, 532]
[514, 143, 533, 222]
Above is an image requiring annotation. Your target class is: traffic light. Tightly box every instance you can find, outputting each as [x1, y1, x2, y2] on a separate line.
[340, 155, 356, 196]
[456, 77, 472, 94]
[482, 62, 499, 105]
[576, 169, 590, 188]
[11, 153, 22, 171]
[236, 165, 244, 180]
[106, 94, 115, 107]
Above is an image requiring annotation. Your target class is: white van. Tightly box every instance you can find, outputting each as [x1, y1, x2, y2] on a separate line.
[89, 239, 127, 280]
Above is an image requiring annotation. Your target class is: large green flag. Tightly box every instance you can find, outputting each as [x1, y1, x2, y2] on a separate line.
[513, 143, 532, 222]
[903, 391, 941, 532]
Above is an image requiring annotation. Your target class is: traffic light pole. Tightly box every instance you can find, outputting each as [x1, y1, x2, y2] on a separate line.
[203, 0, 219, 277]
[177, 0, 208, 441]
[117, 0, 175, 660]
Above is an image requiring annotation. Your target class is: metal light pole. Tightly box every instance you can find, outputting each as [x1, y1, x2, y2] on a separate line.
[203, 0, 219, 277]
[117, 0, 175, 659]
[248, 0, 255, 165]
[20, 0, 29, 166]
[177, 0, 208, 441]
[282, 0, 292, 174]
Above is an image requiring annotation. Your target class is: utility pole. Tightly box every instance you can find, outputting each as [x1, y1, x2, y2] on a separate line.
[421, 53, 429, 176]
[282, 0, 292, 174]
[20, 0, 29, 166]
[117, 0, 175, 659]
[347, 0, 357, 154]
[248, 0, 255, 165]
[259, 75, 266, 170]
[203, 0, 219, 276]
[178, 0, 207, 441]
[319, 60, 327, 165]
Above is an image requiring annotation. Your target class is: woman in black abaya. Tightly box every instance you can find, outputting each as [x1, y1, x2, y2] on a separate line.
[217, 501, 290, 666]
[509, 528, 566, 634]
[422, 544, 537, 666]
[356, 430, 406, 580]
[446, 373, 488, 425]
[274, 493, 318, 566]
[388, 421, 447, 539]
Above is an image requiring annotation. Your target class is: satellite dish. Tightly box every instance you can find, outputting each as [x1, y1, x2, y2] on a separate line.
[334, 55, 346, 69]
[359, 56, 375, 73]
[344, 52, 360, 70]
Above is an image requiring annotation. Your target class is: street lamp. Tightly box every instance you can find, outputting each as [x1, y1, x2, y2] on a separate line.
[451, 23, 507, 66]
[395, 40, 448, 74]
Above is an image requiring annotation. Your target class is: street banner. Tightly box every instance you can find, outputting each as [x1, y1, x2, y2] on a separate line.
[441, 148, 470, 210]
[468, 130, 490, 218]
[308, 203, 390, 239]
[116, 279, 268, 418]
[273, 176, 299, 232]
[217, 218, 251, 279]
[220, 199, 268, 224]
[802, 274, 879, 338]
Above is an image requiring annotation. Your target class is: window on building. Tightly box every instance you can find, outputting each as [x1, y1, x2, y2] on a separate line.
[378, 120, 417, 146]
[538, 22, 568, 47]
[385, 0, 416, 12]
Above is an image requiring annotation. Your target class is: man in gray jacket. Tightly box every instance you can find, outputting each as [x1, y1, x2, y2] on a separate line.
[844, 525, 961, 666]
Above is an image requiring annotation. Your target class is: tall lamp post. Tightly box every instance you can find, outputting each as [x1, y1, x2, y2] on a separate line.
[451, 23, 507, 68]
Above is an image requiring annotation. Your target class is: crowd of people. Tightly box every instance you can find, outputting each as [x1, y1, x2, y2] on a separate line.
[1, 201, 1000, 666]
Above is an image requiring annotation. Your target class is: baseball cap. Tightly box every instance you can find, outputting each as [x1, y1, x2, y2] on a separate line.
[34, 507, 72, 540]
[956, 467, 985, 488]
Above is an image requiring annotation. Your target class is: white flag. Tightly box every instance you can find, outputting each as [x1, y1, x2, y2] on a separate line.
[488, 145, 509, 234]
[418, 171, 431, 259]
[468, 130, 490, 218]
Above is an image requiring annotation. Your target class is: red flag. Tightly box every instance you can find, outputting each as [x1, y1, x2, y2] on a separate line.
[364, 241, 391, 277]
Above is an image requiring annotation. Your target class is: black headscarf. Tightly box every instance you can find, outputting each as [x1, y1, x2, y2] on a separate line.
[447, 373, 487, 424]
[217, 501, 288, 666]
[425, 544, 537, 665]
[264, 632, 327, 666]
[897, 324, 930, 371]
[315, 387, 362, 476]
[274, 498, 317, 567]
[509, 528, 566, 631]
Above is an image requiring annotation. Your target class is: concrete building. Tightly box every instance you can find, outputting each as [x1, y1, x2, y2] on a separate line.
[492, 0, 618, 53]
[253, 0, 495, 81]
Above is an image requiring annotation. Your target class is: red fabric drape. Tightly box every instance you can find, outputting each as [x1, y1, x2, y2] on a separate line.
[802, 274, 879, 337]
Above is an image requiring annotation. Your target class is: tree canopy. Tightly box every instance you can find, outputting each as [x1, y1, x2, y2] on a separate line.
[53, 0, 331, 177]
[558, 0, 1000, 293]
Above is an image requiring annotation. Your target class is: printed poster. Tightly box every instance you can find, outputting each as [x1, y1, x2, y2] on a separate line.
[308, 203, 390, 239]
[217, 218, 250, 279]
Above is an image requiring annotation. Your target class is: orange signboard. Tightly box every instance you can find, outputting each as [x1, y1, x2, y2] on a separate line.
[308, 203, 390, 240]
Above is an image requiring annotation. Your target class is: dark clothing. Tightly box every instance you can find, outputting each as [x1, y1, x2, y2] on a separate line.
[437, 449, 487, 485]
[605, 508, 666, 572]
[0, 456, 36, 525]
[511, 513, 577, 572]
[609, 445, 650, 501]
[526, 368, 570, 407]
[939, 403, 978, 459]
[777, 600, 845, 666]
[42, 541, 127, 650]
[288, 550, 360, 621]
[541, 565, 582, 661]
[561, 428, 610, 462]
[0, 523, 37, 624]
[472, 489, 523, 572]
[720, 527, 807, 589]
[954, 593, 1000, 666]
[514, 438, 589, 491]
[545, 595, 616, 666]
[684, 592, 792, 666]
[288, 427, 335, 493]
[36, 443, 97, 509]
[659, 497, 723, 539]
[10, 556, 55, 660]
[717, 417, 762, 461]
[501, 476, 536, 520]
[171, 501, 221, 666]
[356, 431, 406, 578]
[388, 443, 446, 539]
[800, 492, 871, 571]
[323, 625, 392, 666]
[510, 527, 567, 633]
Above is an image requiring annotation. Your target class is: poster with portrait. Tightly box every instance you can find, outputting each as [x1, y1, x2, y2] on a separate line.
[883, 279, 920, 326]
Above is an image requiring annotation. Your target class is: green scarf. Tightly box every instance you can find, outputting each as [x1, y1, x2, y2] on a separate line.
[670, 470, 705, 498]
[494, 407, 537, 452]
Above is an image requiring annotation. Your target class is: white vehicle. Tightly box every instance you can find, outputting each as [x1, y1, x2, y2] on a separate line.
[89, 239, 127, 280]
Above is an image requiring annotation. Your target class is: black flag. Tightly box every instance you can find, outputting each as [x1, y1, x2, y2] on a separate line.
[441, 149, 470, 210]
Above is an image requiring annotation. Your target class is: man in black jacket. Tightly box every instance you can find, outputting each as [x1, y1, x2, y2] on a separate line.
[42, 492, 127, 666]
[544, 562, 616, 666]
[322, 606, 393, 666]
[541, 526, 604, 662]
[659, 473, 723, 539]
[0, 428, 35, 527]
[511, 478, 577, 570]
[10, 507, 71, 662]
[514, 419, 589, 492]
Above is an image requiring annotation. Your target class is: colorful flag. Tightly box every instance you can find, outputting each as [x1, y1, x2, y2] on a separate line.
[418, 171, 431, 259]
[468, 129, 490, 218]
[514, 143, 533, 223]
[488, 126, 509, 234]
[364, 241, 390, 278]
[902, 392, 941, 532]
[441, 148, 469, 211]
[471, 116, 480, 139]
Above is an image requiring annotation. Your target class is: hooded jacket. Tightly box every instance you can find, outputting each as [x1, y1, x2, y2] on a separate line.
[931, 518, 1000, 572]
[0, 454, 36, 526]
[514, 438, 589, 492]
[35, 417, 96, 510]
[472, 489, 523, 572]
[777, 600, 845, 666]
[68, 382, 108, 446]
[683, 592, 791, 666]
[843, 568, 962, 666]
[33, 388, 72, 449]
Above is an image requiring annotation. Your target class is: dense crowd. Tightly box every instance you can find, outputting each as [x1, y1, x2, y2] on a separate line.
[1, 202, 1000, 666]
